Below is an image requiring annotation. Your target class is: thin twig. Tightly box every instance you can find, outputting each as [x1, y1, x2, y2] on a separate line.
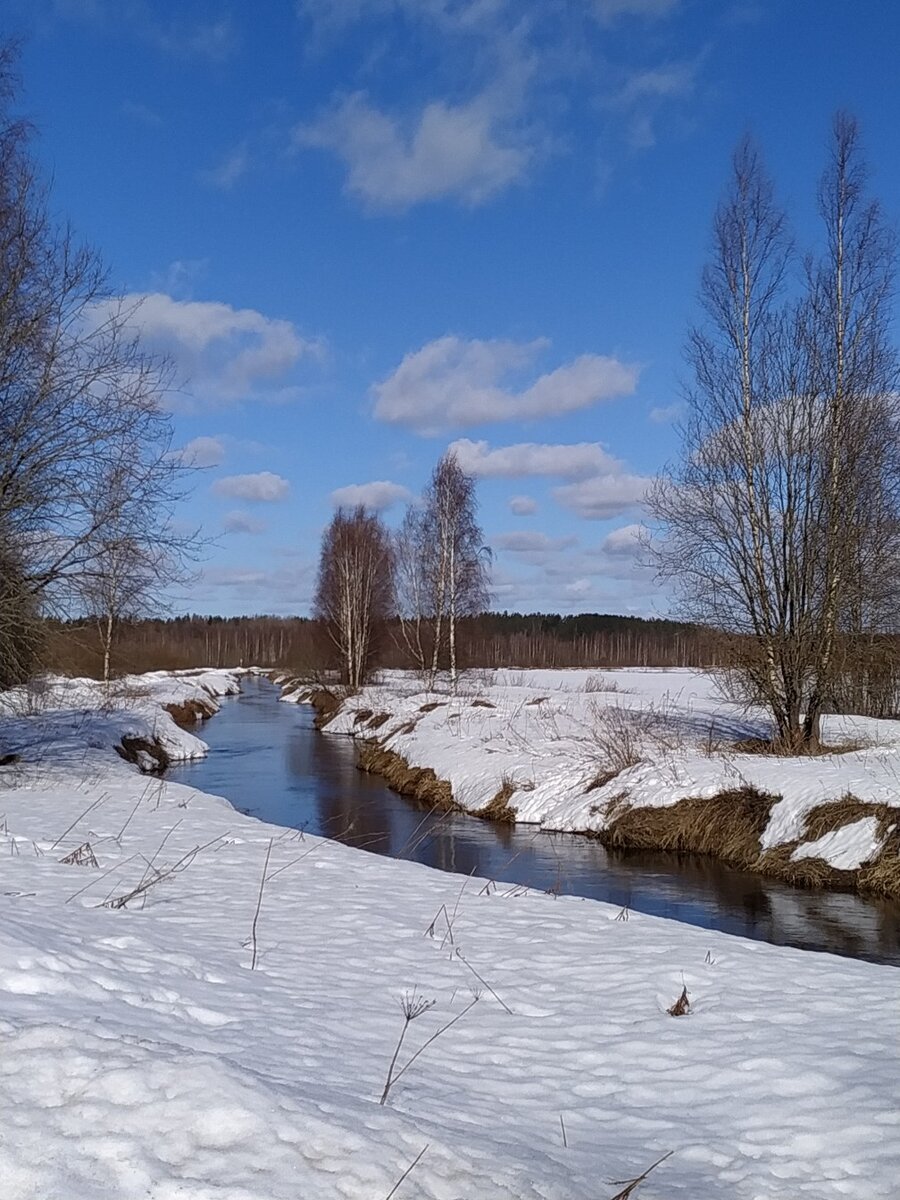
[608, 1150, 674, 1200]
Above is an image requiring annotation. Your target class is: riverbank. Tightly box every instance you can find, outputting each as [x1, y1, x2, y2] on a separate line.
[284, 668, 900, 900]
[1, 666, 899, 1197]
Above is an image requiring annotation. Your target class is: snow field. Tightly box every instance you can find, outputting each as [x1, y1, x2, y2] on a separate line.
[0, 668, 898, 1197]
[301, 667, 900, 875]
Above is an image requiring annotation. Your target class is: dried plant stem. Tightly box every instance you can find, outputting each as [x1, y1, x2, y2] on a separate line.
[384, 1144, 429, 1200]
[389, 997, 478, 1091]
[250, 838, 273, 970]
[609, 1150, 673, 1200]
[454, 949, 512, 1014]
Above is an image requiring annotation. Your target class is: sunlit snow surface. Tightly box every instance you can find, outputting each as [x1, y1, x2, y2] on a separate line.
[309, 667, 900, 867]
[0, 668, 898, 1198]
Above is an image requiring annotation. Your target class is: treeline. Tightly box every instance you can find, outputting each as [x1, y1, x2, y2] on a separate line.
[45, 612, 716, 677]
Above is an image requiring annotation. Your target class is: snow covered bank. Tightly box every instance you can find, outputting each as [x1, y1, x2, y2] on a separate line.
[0, 668, 244, 771]
[1, 671, 899, 1197]
[286, 668, 900, 896]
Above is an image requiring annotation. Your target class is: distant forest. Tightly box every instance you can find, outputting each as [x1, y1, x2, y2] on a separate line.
[46, 611, 716, 678]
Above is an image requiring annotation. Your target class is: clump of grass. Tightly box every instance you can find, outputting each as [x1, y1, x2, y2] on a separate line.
[470, 698, 495, 708]
[309, 688, 342, 728]
[732, 735, 869, 757]
[667, 983, 690, 1017]
[353, 708, 374, 725]
[366, 712, 390, 730]
[418, 701, 445, 713]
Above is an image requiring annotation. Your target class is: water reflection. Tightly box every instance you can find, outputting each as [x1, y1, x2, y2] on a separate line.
[167, 678, 900, 967]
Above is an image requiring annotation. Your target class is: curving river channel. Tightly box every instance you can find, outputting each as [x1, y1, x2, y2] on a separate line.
[168, 676, 900, 967]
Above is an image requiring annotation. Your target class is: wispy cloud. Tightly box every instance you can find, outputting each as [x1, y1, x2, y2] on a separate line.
[451, 438, 623, 480]
[295, 87, 534, 210]
[180, 436, 225, 468]
[374, 338, 637, 434]
[201, 144, 251, 191]
[223, 510, 268, 535]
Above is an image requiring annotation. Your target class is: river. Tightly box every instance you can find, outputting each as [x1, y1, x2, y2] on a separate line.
[167, 677, 900, 966]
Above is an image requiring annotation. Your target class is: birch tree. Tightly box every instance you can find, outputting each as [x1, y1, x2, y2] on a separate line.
[396, 452, 490, 690]
[650, 120, 900, 751]
[314, 506, 395, 689]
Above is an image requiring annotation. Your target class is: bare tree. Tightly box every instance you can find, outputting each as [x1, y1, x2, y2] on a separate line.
[314, 506, 395, 689]
[0, 40, 196, 671]
[650, 120, 900, 751]
[0, 533, 42, 689]
[396, 453, 490, 690]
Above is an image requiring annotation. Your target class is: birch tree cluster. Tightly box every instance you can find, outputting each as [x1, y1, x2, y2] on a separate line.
[314, 452, 490, 689]
[0, 42, 194, 686]
[651, 115, 900, 750]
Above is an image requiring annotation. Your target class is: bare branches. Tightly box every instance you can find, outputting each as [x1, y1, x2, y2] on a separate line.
[650, 116, 900, 750]
[314, 506, 395, 689]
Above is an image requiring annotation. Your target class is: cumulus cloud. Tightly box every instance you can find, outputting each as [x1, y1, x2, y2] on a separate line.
[509, 494, 538, 516]
[375, 339, 637, 434]
[599, 523, 645, 556]
[212, 472, 291, 502]
[180, 436, 225, 467]
[329, 480, 414, 511]
[223, 511, 268, 535]
[100, 293, 323, 409]
[295, 89, 532, 210]
[554, 473, 650, 519]
[451, 438, 621, 480]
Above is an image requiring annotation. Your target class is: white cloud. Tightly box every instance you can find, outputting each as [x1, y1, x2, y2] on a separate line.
[492, 531, 577, 554]
[295, 89, 531, 210]
[212, 472, 291, 502]
[599, 523, 645, 556]
[554, 473, 650, 519]
[375, 338, 637, 434]
[223, 511, 268, 535]
[105, 293, 323, 408]
[180, 436, 225, 467]
[329, 480, 414, 511]
[509, 494, 538, 516]
[451, 438, 621, 479]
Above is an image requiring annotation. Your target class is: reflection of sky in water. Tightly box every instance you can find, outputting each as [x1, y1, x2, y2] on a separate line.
[168, 678, 900, 968]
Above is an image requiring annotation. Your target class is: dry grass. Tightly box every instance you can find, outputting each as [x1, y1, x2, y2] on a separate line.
[308, 688, 343, 729]
[859, 821, 900, 896]
[356, 741, 458, 812]
[470, 698, 495, 708]
[366, 712, 390, 730]
[604, 786, 777, 868]
[754, 844, 853, 890]
[165, 697, 216, 728]
[801, 795, 890, 841]
[418, 701, 446, 713]
[476, 776, 517, 822]
[733, 735, 869, 757]
[353, 708, 374, 725]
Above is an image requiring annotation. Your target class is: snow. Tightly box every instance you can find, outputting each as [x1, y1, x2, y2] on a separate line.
[793, 817, 882, 871]
[1, 668, 899, 1198]
[299, 667, 900, 871]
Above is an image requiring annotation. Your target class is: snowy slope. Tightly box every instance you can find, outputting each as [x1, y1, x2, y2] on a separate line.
[1, 670, 898, 1197]
[302, 668, 900, 871]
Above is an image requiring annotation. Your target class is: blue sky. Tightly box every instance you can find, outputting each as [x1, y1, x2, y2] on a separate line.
[12, 1, 900, 616]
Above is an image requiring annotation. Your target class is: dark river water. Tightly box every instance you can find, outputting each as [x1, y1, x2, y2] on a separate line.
[168, 677, 900, 967]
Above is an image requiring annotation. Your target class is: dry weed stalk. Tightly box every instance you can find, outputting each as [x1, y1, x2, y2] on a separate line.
[384, 1144, 429, 1200]
[250, 837, 273, 970]
[608, 1150, 673, 1200]
[667, 981, 691, 1017]
[60, 842, 98, 868]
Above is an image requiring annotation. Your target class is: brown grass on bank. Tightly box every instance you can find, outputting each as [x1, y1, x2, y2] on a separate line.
[733, 735, 869, 757]
[418, 701, 445, 713]
[116, 735, 171, 773]
[476, 776, 517, 823]
[308, 689, 343, 729]
[356, 741, 458, 813]
[603, 786, 778, 868]
[470, 698, 496, 708]
[165, 697, 216, 729]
